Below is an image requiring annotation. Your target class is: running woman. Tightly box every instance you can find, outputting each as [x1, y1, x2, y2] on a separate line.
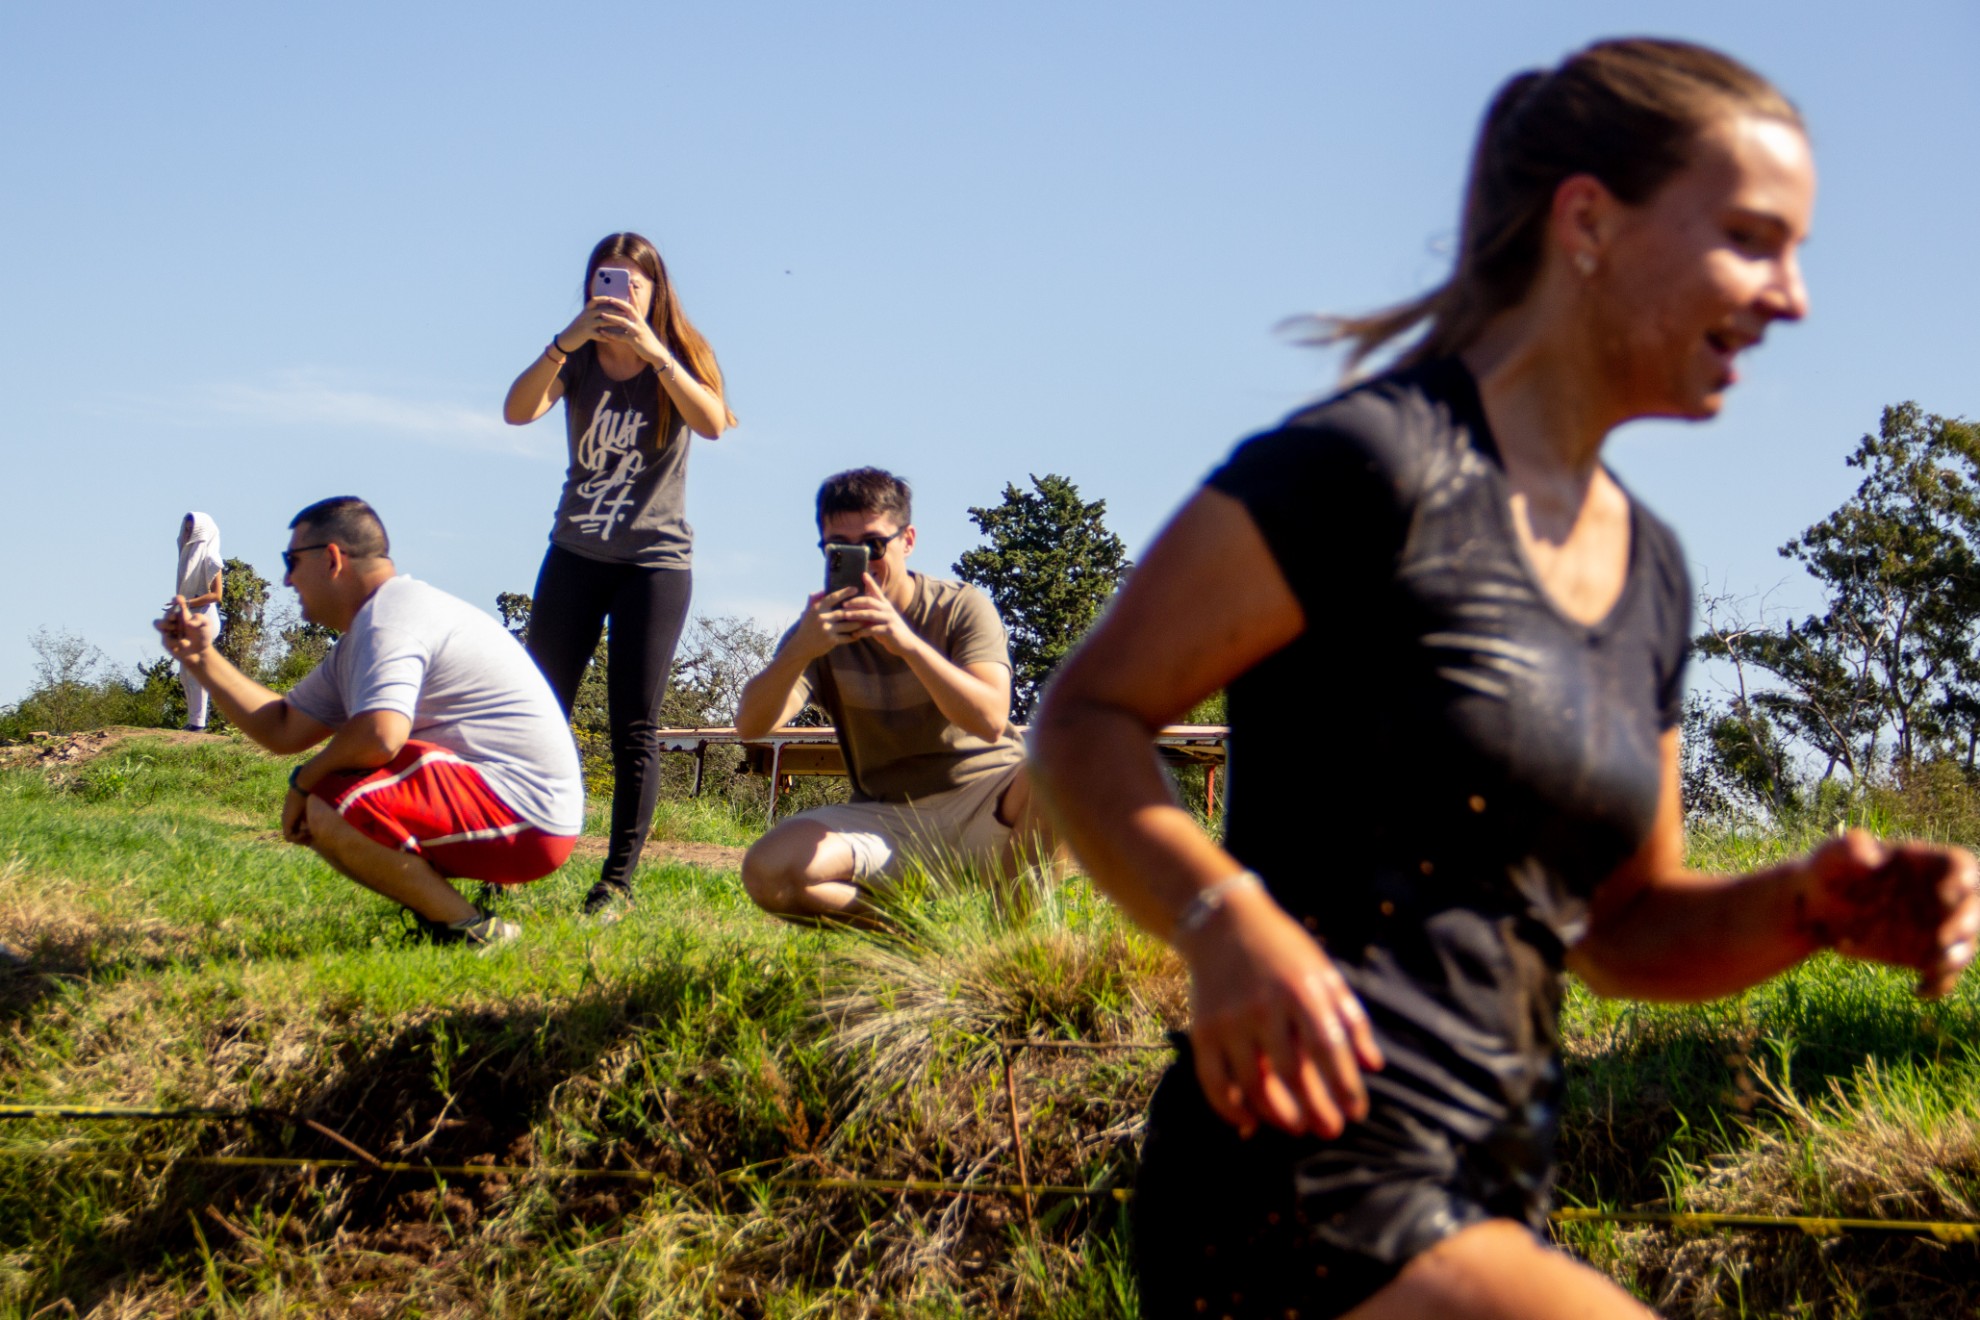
[1032, 37, 1980, 1320]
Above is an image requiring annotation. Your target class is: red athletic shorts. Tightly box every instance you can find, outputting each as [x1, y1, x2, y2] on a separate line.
[309, 740, 576, 885]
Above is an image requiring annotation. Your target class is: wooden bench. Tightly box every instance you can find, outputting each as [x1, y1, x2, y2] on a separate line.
[654, 724, 1229, 822]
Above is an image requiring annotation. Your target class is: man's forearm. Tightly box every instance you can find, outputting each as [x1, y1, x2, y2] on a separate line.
[180, 649, 313, 752]
[899, 640, 1008, 742]
[293, 714, 409, 791]
[736, 647, 813, 739]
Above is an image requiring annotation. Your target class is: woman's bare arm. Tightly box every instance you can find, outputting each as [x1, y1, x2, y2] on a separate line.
[504, 348, 568, 425]
[181, 570, 223, 611]
[1571, 731, 1979, 1000]
[1031, 488, 1382, 1139]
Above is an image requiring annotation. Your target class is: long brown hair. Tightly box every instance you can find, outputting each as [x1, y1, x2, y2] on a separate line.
[584, 232, 739, 429]
[1309, 38, 1802, 375]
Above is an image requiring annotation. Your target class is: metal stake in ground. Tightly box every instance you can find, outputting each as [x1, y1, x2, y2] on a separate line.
[1000, 1044, 1037, 1236]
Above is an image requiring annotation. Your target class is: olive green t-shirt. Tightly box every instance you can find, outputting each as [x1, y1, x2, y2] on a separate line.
[785, 574, 1023, 803]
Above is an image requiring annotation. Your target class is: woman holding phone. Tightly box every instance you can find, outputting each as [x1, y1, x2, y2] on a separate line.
[1031, 38, 1979, 1319]
[504, 232, 737, 918]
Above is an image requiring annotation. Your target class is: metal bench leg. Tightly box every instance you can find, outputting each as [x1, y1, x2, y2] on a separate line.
[767, 742, 784, 824]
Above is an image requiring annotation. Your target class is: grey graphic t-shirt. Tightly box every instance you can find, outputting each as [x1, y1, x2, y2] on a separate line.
[548, 344, 693, 568]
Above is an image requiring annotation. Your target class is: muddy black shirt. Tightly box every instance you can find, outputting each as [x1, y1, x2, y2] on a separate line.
[1203, 356, 1689, 1209]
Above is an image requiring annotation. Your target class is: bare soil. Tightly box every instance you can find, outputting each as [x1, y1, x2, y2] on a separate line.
[0, 725, 222, 768]
[567, 834, 747, 872]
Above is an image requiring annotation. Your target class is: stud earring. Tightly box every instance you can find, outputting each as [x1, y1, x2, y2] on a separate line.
[1574, 251, 1597, 277]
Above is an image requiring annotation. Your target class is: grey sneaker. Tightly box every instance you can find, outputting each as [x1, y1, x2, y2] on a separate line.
[403, 907, 520, 952]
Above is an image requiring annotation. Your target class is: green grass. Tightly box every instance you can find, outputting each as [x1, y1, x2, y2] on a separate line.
[0, 733, 1160, 1317]
[1557, 819, 1980, 1317]
[2, 735, 1978, 1316]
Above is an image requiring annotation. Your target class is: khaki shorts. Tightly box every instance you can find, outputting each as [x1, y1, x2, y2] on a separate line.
[787, 763, 1025, 884]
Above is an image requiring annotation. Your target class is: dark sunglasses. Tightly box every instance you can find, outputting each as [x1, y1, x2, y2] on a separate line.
[282, 543, 331, 573]
[818, 528, 906, 561]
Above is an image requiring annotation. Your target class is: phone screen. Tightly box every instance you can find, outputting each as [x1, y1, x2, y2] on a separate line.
[824, 544, 869, 595]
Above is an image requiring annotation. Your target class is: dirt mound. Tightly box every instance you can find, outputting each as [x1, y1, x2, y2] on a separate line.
[0, 725, 220, 768]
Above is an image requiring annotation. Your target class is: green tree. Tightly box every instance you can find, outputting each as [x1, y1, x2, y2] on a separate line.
[496, 592, 533, 644]
[954, 474, 1130, 721]
[0, 633, 181, 738]
[266, 620, 338, 693]
[1778, 403, 1980, 773]
[663, 614, 781, 726]
[217, 556, 271, 681]
[1694, 403, 1980, 791]
[6, 629, 111, 735]
[1694, 599, 1879, 790]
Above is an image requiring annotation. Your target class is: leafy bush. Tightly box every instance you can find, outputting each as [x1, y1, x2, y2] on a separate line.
[0, 630, 180, 740]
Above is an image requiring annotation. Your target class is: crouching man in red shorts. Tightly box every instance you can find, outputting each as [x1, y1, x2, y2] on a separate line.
[156, 497, 584, 948]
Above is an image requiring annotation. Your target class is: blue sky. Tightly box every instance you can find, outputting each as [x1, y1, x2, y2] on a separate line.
[2, 1, 1975, 707]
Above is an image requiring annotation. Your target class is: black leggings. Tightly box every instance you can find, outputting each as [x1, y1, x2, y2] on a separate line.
[527, 545, 692, 891]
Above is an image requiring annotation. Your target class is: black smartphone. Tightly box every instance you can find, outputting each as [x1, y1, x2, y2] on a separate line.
[824, 543, 870, 595]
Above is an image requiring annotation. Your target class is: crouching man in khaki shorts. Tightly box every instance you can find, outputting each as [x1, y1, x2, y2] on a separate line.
[734, 468, 1058, 922]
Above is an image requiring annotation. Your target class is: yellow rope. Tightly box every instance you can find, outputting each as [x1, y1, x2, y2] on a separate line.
[1, 1103, 265, 1120]
[10, 1141, 1980, 1237]
[1550, 1206, 1980, 1244]
[11, 1101, 1980, 1240]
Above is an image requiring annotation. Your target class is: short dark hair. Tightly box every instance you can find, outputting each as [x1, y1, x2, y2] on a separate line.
[290, 496, 390, 559]
[816, 468, 912, 530]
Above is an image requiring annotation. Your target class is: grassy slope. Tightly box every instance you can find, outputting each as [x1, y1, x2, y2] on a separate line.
[1, 736, 1976, 1318]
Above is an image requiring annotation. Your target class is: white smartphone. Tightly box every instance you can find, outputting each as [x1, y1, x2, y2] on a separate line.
[590, 267, 633, 303]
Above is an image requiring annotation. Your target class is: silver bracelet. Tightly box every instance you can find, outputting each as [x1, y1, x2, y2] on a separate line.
[1173, 870, 1263, 940]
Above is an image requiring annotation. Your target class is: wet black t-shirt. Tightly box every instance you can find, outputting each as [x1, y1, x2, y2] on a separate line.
[1209, 355, 1688, 955]
[1173, 356, 1689, 1276]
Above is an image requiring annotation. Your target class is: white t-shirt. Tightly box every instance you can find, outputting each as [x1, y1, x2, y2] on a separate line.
[177, 533, 223, 623]
[287, 576, 583, 835]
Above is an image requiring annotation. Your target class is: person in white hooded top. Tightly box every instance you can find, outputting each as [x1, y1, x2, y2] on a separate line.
[171, 513, 224, 732]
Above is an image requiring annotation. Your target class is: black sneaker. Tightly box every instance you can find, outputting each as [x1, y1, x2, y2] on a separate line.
[401, 907, 521, 951]
[581, 881, 633, 924]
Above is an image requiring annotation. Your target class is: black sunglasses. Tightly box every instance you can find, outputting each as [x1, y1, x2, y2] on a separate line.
[282, 543, 331, 573]
[818, 528, 906, 561]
